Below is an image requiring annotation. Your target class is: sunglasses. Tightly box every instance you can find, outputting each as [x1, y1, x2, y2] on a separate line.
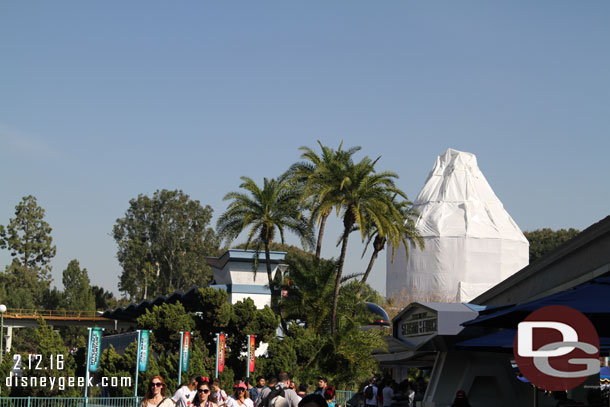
[235, 388, 245, 392]
[198, 389, 210, 394]
[151, 382, 164, 388]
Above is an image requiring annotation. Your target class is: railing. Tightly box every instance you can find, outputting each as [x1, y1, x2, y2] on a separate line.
[0, 397, 141, 407]
[2, 309, 104, 320]
[336, 390, 359, 407]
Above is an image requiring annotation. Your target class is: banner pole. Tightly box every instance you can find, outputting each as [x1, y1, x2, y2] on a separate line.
[215, 333, 219, 379]
[246, 335, 250, 379]
[84, 327, 92, 399]
[135, 330, 142, 406]
[178, 331, 184, 386]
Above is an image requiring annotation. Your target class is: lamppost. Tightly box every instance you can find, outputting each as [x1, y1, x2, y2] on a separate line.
[0, 304, 6, 363]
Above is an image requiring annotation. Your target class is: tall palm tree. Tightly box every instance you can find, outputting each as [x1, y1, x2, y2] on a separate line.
[286, 141, 361, 260]
[322, 156, 408, 334]
[216, 176, 314, 288]
[357, 197, 424, 296]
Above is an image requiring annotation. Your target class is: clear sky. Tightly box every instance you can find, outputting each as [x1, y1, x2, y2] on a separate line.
[1, 1, 609, 298]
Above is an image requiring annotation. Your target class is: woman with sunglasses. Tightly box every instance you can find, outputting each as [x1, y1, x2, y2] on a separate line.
[226, 382, 254, 407]
[142, 376, 174, 407]
[193, 377, 218, 407]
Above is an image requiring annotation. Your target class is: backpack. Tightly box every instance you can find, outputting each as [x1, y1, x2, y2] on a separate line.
[364, 385, 374, 400]
[261, 385, 286, 407]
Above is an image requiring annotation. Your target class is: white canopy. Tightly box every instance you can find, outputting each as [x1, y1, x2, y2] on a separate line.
[387, 149, 529, 302]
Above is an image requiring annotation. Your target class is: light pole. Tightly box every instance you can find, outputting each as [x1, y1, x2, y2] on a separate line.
[0, 304, 6, 363]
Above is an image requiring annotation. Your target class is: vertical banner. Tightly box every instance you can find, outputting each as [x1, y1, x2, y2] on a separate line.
[248, 335, 256, 373]
[88, 327, 103, 372]
[138, 330, 150, 372]
[181, 332, 191, 372]
[217, 333, 226, 373]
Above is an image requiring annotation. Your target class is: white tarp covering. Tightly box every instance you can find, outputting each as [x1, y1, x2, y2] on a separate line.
[387, 149, 529, 302]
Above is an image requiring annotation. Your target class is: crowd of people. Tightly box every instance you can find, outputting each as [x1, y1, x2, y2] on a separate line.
[140, 373, 469, 407]
[141, 372, 344, 407]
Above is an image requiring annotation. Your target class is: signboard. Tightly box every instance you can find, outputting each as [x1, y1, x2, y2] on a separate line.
[181, 332, 191, 372]
[138, 330, 150, 372]
[248, 335, 256, 373]
[88, 328, 103, 372]
[217, 333, 226, 373]
[400, 311, 437, 338]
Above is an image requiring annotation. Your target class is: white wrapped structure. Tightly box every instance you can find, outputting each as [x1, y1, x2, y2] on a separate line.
[387, 149, 529, 302]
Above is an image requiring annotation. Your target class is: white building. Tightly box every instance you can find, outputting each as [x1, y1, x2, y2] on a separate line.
[387, 148, 529, 302]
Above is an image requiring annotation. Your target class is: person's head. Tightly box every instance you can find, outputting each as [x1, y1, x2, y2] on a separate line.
[298, 394, 326, 407]
[146, 375, 167, 400]
[317, 377, 327, 389]
[212, 378, 221, 391]
[246, 378, 254, 389]
[297, 383, 308, 396]
[256, 376, 266, 387]
[268, 378, 278, 387]
[324, 386, 335, 401]
[195, 380, 212, 405]
[278, 372, 291, 385]
[234, 382, 247, 399]
[188, 375, 201, 389]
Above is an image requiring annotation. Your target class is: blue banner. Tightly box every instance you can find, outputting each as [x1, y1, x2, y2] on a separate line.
[88, 328, 102, 372]
[138, 330, 150, 372]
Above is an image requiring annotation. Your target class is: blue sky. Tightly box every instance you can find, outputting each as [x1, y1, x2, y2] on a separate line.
[1, 1, 609, 298]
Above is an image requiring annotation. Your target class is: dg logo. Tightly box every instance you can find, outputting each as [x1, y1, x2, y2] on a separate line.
[513, 305, 600, 391]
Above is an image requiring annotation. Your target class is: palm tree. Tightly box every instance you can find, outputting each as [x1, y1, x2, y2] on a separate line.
[286, 141, 361, 260]
[216, 176, 314, 288]
[323, 156, 408, 334]
[357, 197, 424, 296]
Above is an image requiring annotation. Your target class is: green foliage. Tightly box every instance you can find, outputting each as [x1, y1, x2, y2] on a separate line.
[524, 228, 581, 263]
[10, 319, 79, 397]
[0, 196, 56, 308]
[217, 176, 314, 287]
[137, 302, 196, 354]
[113, 189, 220, 300]
[62, 259, 95, 311]
[286, 141, 362, 260]
[92, 285, 128, 311]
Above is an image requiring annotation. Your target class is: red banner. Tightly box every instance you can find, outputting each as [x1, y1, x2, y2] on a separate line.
[218, 333, 226, 373]
[248, 335, 256, 373]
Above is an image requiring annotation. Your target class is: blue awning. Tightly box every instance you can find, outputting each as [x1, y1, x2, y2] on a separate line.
[462, 277, 610, 336]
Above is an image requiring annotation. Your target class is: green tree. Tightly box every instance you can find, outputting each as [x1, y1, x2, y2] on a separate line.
[113, 189, 220, 300]
[320, 156, 407, 334]
[0, 195, 56, 307]
[10, 319, 78, 397]
[216, 176, 314, 288]
[358, 197, 424, 296]
[524, 228, 581, 263]
[62, 259, 95, 312]
[286, 141, 361, 260]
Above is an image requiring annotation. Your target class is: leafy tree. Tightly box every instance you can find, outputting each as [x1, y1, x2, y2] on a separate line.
[286, 141, 361, 260]
[92, 285, 127, 311]
[0, 195, 56, 307]
[10, 319, 78, 397]
[358, 196, 424, 296]
[216, 176, 314, 288]
[113, 189, 220, 300]
[524, 228, 581, 263]
[318, 155, 407, 334]
[62, 259, 95, 311]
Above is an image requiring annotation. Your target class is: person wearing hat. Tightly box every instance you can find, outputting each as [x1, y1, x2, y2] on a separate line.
[226, 382, 254, 407]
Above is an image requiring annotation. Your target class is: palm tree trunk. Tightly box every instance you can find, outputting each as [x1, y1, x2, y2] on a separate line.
[264, 240, 273, 288]
[315, 213, 329, 260]
[331, 224, 351, 335]
[357, 248, 380, 297]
